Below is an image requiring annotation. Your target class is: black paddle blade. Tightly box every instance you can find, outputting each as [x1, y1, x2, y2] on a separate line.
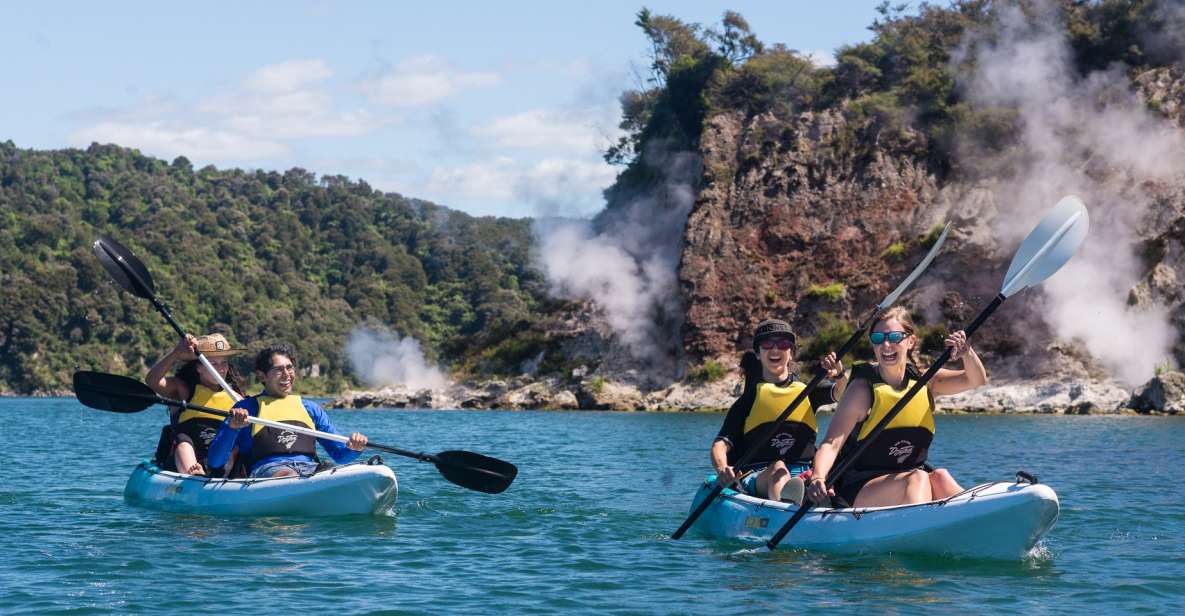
[73, 370, 159, 413]
[434, 450, 518, 494]
[93, 236, 155, 299]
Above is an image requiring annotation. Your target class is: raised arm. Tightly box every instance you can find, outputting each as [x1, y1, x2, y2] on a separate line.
[929, 330, 987, 396]
[145, 335, 197, 400]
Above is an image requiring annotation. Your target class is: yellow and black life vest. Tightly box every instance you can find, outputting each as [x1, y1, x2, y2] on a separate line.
[174, 384, 236, 456]
[740, 380, 820, 464]
[244, 394, 317, 466]
[848, 363, 934, 472]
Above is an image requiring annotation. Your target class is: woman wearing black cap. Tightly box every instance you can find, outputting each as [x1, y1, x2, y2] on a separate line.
[710, 319, 847, 503]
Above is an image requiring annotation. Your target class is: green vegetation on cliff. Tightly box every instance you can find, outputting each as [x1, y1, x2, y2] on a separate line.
[611, 1, 1181, 176]
[0, 142, 555, 393]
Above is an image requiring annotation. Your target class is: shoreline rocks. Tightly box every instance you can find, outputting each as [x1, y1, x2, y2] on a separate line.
[327, 374, 1182, 415]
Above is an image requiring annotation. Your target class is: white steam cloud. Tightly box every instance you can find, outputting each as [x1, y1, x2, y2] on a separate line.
[959, 6, 1185, 385]
[346, 327, 449, 390]
[532, 148, 699, 372]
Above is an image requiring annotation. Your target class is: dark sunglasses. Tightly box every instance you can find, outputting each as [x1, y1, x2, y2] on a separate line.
[869, 331, 908, 345]
[758, 338, 794, 351]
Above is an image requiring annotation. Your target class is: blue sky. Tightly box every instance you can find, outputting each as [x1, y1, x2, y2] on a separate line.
[4, 2, 893, 218]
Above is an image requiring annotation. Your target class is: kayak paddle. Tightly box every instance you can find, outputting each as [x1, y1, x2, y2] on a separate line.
[92, 235, 243, 403]
[73, 371, 519, 494]
[670, 223, 951, 540]
[765, 195, 1089, 550]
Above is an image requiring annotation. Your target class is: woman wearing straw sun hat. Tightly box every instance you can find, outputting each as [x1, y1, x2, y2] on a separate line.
[145, 333, 246, 476]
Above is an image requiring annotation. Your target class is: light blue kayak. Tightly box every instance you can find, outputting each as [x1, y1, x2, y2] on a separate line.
[124, 459, 398, 516]
[688, 474, 1059, 559]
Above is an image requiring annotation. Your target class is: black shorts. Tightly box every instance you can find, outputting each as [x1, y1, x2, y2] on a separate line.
[153, 425, 220, 475]
[153, 425, 177, 471]
[835, 465, 927, 507]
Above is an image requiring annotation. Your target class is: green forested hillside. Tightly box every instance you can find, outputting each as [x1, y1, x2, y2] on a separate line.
[0, 141, 553, 393]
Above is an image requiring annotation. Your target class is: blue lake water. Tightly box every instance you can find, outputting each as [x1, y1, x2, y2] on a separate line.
[1, 398, 1183, 614]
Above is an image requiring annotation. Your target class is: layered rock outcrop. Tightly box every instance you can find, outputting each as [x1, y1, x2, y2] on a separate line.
[677, 67, 1185, 392]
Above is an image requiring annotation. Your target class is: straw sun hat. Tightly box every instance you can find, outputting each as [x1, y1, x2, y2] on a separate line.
[194, 333, 242, 358]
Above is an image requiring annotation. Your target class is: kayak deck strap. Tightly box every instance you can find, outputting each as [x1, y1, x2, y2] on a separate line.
[719, 480, 1010, 517]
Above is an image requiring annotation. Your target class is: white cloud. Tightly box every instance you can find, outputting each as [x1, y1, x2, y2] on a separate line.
[362, 55, 499, 106]
[805, 49, 836, 68]
[244, 59, 333, 93]
[475, 107, 618, 152]
[72, 121, 287, 160]
[516, 158, 617, 214]
[69, 58, 384, 161]
[426, 156, 518, 200]
[424, 156, 616, 216]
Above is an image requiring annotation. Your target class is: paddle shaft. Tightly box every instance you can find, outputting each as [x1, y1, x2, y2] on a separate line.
[765, 293, 1005, 549]
[670, 307, 881, 540]
[96, 241, 242, 402]
[129, 389, 462, 464]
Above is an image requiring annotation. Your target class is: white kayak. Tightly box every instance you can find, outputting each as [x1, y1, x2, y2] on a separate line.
[124, 459, 398, 516]
[688, 474, 1058, 559]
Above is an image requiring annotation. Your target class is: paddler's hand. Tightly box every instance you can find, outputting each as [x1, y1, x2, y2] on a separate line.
[806, 476, 834, 504]
[228, 408, 250, 430]
[171, 334, 199, 361]
[820, 352, 845, 380]
[347, 432, 368, 451]
[715, 464, 739, 487]
[945, 330, 970, 361]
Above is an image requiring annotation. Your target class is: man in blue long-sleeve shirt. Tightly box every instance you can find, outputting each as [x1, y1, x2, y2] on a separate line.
[208, 342, 368, 477]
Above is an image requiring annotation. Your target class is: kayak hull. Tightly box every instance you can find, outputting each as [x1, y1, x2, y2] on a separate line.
[689, 477, 1058, 559]
[124, 460, 398, 516]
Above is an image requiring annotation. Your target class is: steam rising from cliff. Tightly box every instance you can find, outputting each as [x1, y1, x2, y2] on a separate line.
[346, 326, 448, 390]
[959, 6, 1185, 385]
[532, 147, 699, 375]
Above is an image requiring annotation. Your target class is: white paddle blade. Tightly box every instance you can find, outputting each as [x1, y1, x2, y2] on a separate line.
[1001, 195, 1090, 297]
[878, 222, 952, 310]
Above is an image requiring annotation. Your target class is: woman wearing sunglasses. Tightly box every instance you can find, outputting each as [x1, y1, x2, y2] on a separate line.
[711, 319, 847, 504]
[806, 306, 987, 508]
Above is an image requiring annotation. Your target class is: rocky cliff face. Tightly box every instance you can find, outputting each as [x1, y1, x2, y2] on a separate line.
[677, 67, 1185, 389]
[1129, 68, 1185, 353]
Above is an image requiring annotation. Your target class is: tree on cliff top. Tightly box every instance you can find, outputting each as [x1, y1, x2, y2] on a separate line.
[606, 1, 1185, 181]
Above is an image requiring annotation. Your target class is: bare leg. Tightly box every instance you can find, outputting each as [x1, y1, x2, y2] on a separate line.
[173, 442, 205, 476]
[903, 468, 931, 503]
[269, 468, 298, 478]
[928, 468, 963, 499]
[755, 461, 790, 500]
[853, 469, 932, 507]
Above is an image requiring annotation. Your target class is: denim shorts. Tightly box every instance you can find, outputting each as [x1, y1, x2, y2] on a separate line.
[251, 459, 319, 478]
[738, 462, 811, 495]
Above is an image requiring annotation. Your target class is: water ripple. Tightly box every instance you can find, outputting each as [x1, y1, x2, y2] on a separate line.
[1, 402, 1182, 613]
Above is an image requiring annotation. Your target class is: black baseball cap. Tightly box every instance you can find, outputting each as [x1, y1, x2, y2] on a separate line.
[752, 318, 796, 351]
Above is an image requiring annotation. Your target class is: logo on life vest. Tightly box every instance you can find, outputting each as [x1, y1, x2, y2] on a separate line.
[277, 430, 299, 450]
[771, 433, 796, 455]
[888, 440, 914, 464]
[199, 427, 217, 446]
